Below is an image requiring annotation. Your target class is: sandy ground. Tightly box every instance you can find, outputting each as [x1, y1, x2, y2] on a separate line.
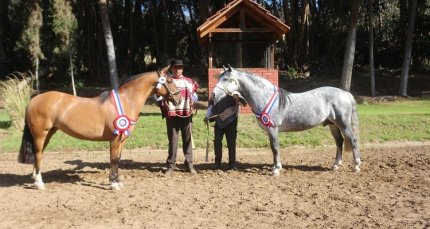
[0, 142, 429, 228]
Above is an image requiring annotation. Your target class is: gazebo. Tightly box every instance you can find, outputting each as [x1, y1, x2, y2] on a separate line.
[197, 0, 290, 113]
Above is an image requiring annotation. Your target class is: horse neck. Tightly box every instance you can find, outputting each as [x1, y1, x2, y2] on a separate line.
[118, 72, 157, 117]
[236, 73, 275, 114]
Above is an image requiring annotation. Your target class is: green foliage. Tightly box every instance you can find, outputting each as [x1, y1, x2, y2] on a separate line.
[15, 1, 44, 63]
[2, 0, 430, 85]
[51, 0, 77, 53]
[0, 111, 11, 129]
[0, 72, 33, 130]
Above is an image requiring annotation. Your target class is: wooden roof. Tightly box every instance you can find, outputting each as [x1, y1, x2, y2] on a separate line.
[197, 0, 290, 46]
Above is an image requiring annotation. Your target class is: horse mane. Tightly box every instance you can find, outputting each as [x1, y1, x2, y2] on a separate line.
[236, 70, 290, 111]
[278, 87, 290, 110]
[98, 72, 150, 103]
[99, 91, 110, 103]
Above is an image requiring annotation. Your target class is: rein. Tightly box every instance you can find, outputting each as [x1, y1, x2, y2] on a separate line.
[155, 70, 180, 98]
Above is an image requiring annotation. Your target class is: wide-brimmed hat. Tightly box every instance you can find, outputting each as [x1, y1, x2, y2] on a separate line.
[171, 59, 185, 67]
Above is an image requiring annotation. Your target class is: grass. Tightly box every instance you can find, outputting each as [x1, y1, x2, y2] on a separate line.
[0, 73, 33, 130]
[0, 112, 11, 129]
[1, 100, 430, 153]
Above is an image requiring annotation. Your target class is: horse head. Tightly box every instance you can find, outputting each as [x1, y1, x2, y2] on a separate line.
[212, 65, 240, 105]
[154, 65, 182, 105]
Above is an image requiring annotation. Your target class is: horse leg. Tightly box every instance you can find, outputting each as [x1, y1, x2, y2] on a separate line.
[268, 128, 282, 176]
[109, 137, 126, 190]
[42, 128, 57, 151]
[31, 128, 58, 190]
[329, 125, 344, 171]
[32, 134, 48, 190]
[339, 126, 361, 173]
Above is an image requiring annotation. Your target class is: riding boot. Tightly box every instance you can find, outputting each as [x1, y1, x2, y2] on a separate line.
[184, 161, 197, 175]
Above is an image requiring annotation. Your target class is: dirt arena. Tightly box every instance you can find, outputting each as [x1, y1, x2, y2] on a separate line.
[0, 142, 429, 228]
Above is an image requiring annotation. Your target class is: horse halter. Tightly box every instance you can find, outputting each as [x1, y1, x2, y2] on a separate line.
[215, 77, 238, 97]
[155, 70, 180, 98]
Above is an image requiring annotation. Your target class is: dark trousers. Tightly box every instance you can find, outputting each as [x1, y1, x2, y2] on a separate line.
[214, 118, 238, 166]
[166, 116, 193, 169]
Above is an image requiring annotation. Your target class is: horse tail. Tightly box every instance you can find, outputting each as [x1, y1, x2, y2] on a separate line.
[18, 119, 35, 164]
[344, 96, 360, 152]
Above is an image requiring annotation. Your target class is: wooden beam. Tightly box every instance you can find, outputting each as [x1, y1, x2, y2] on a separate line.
[212, 28, 274, 33]
[209, 33, 213, 69]
[212, 40, 266, 44]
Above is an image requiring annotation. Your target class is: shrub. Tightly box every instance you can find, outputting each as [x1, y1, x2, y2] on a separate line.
[0, 72, 34, 129]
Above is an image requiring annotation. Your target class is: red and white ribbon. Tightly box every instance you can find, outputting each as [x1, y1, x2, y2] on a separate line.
[111, 89, 136, 136]
[253, 85, 279, 128]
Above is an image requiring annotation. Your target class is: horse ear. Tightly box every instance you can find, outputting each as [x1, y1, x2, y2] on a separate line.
[223, 65, 228, 72]
[227, 64, 234, 72]
[160, 65, 170, 74]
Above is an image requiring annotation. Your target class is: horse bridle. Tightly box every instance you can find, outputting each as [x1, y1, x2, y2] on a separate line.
[215, 77, 238, 97]
[155, 70, 180, 99]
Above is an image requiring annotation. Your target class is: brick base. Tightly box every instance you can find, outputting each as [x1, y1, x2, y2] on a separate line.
[208, 68, 279, 114]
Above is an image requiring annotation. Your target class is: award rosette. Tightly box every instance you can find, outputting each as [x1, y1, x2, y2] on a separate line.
[113, 115, 132, 132]
[111, 89, 136, 136]
[259, 112, 271, 126]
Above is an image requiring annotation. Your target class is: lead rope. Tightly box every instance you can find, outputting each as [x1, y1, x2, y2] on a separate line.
[205, 122, 210, 162]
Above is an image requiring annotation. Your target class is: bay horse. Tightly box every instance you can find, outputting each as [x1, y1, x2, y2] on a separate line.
[18, 66, 181, 190]
[212, 66, 361, 176]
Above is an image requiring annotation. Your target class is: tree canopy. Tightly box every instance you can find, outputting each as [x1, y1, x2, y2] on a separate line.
[0, 0, 429, 94]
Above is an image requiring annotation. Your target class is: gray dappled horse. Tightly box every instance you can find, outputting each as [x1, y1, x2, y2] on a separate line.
[212, 66, 361, 176]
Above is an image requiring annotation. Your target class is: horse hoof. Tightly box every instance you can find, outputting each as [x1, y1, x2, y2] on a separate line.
[271, 170, 280, 177]
[35, 184, 46, 190]
[353, 167, 361, 173]
[331, 165, 339, 171]
[111, 182, 122, 191]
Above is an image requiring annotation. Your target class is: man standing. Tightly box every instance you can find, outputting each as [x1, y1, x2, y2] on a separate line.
[157, 59, 199, 176]
[205, 93, 246, 170]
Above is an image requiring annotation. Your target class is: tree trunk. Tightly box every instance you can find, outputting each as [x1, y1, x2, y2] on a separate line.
[161, 0, 169, 64]
[150, 1, 160, 63]
[35, 57, 40, 94]
[340, 0, 359, 92]
[281, 0, 292, 65]
[125, 0, 135, 75]
[369, 0, 376, 97]
[297, 0, 309, 66]
[69, 51, 76, 96]
[399, 0, 418, 96]
[287, 0, 297, 67]
[99, 0, 119, 90]
[0, 29, 5, 76]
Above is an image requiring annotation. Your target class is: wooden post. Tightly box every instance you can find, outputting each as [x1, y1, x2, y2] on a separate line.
[209, 32, 213, 69]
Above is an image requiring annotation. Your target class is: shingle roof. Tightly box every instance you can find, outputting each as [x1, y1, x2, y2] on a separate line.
[197, 0, 290, 45]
